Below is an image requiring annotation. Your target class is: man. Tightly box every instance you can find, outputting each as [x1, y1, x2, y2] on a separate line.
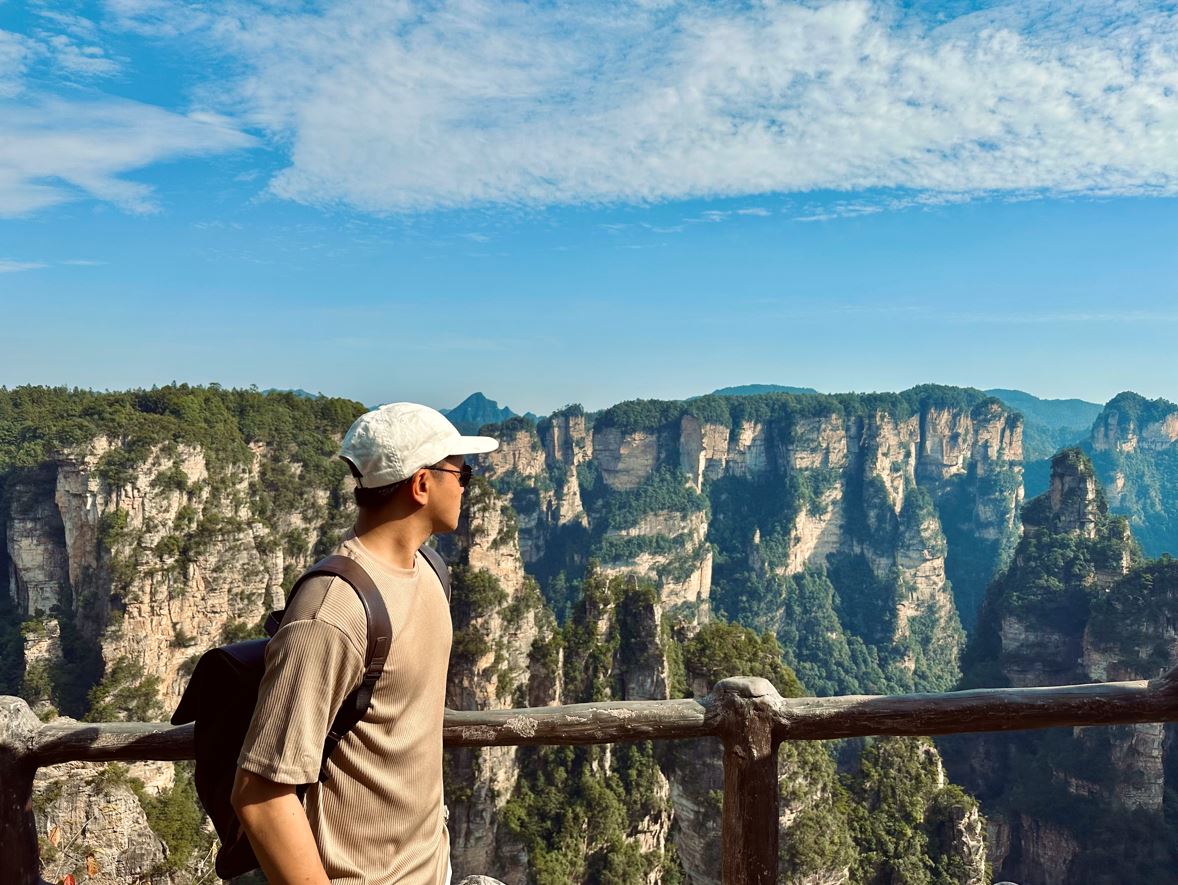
[230, 402, 498, 885]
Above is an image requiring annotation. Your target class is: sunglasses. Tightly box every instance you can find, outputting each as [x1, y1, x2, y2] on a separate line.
[427, 463, 473, 488]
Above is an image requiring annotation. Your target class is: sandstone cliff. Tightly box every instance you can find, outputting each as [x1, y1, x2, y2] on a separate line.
[474, 387, 1023, 700]
[952, 448, 1177, 884]
[1, 386, 1013, 884]
[1084, 391, 1178, 561]
[1, 387, 363, 883]
[438, 476, 553, 882]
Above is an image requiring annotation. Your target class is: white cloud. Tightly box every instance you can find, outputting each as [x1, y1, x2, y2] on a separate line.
[0, 259, 47, 272]
[123, 0, 1178, 213]
[0, 99, 256, 216]
[1, 9, 255, 217]
[0, 29, 33, 97]
[41, 32, 121, 77]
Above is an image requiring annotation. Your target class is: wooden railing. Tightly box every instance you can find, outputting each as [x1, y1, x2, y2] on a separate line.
[4, 667, 1178, 884]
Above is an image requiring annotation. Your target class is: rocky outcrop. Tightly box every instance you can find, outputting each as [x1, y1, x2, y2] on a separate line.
[33, 759, 184, 885]
[666, 736, 722, 885]
[5, 467, 72, 617]
[1045, 452, 1101, 539]
[3, 438, 335, 720]
[599, 509, 713, 618]
[953, 450, 1176, 884]
[997, 815, 1082, 885]
[441, 479, 553, 880]
[539, 409, 591, 467]
[1090, 399, 1178, 454]
[0, 386, 1018, 885]
[1083, 392, 1178, 560]
[593, 427, 660, 491]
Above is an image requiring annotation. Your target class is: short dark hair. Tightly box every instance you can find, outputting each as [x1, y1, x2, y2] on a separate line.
[353, 482, 404, 510]
[344, 458, 407, 510]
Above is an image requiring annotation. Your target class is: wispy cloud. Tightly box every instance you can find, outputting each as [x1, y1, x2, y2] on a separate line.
[1, 10, 254, 217]
[107, 0, 1178, 214]
[792, 191, 972, 222]
[0, 29, 33, 97]
[40, 32, 121, 77]
[0, 99, 256, 216]
[0, 259, 47, 272]
[946, 310, 1178, 325]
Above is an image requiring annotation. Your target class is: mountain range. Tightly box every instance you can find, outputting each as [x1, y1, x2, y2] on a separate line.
[2, 382, 1178, 883]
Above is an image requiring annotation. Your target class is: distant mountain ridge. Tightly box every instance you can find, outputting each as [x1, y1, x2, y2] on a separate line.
[443, 391, 535, 434]
[984, 388, 1102, 433]
[261, 387, 322, 399]
[985, 388, 1102, 496]
[710, 383, 820, 396]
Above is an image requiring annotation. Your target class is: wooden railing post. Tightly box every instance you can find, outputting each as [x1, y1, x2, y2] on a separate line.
[713, 677, 782, 885]
[1, 696, 45, 885]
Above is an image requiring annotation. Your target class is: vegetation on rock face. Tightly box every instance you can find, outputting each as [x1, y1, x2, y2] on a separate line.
[845, 738, 986, 885]
[83, 657, 165, 722]
[0, 384, 364, 474]
[0, 384, 1026, 884]
[131, 763, 214, 874]
[592, 385, 1001, 436]
[682, 621, 802, 697]
[601, 468, 707, 531]
[1089, 443, 1178, 558]
[1100, 391, 1178, 430]
[953, 457, 1178, 884]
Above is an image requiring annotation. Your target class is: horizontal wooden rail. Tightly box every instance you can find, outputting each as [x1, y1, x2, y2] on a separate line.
[26, 670, 1178, 763]
[4, 667, 1178, 884]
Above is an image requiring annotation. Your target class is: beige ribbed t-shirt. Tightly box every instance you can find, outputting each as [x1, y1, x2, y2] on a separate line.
[238, 536, 452, 885]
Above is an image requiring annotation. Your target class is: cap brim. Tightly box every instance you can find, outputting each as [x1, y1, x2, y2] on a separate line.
[447, 435, 499, 456]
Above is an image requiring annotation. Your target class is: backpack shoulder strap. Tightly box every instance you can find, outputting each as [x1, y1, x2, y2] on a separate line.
[419, 543, 451, 601]
[264, 546, 448, 784]
[270, 554, 392, 783]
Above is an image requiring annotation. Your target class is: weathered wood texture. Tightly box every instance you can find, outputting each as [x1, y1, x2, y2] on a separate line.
[716, 678, 780, 885]
[443, 697, 712, 747]
[769, 672, 1178, 740]
[3, 665, 1178, 885]
[33, 720, 196, 767]
[19, 673, 1178, 765]
[0, 697, 46, 885]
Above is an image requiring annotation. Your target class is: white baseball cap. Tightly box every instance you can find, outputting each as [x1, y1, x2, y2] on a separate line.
[339, 402, 499, 488]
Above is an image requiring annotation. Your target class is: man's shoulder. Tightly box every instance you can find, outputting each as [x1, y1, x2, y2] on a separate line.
[283, 573, 368, 658]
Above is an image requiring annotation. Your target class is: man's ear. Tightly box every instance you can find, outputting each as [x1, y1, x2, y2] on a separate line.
[408, 469, 430, 506]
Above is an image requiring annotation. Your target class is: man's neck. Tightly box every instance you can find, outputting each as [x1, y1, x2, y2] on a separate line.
[352, 512, 432, 571]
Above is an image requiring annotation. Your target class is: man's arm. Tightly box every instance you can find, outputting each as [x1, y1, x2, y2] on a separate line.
[232, 583, 366, 883]
[231, 767, 331, 885]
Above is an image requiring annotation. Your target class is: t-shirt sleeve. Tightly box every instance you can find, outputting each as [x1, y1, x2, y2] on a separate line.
[237, 615, 365, 784]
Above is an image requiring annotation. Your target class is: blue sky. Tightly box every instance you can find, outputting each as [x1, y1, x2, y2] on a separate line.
[2, 0, 1177, 414]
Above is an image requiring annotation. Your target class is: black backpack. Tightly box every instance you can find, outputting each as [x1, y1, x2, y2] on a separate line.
[172, 545, 451, 879]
